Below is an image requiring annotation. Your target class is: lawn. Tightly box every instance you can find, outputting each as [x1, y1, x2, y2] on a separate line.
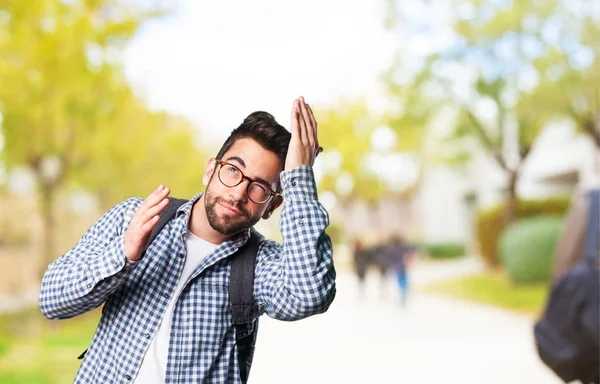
[0, 308, 101, 384]
[422, 270, 552, 317]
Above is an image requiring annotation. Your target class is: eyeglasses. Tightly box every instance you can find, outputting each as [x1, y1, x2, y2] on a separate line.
[214, 159, 280, 204]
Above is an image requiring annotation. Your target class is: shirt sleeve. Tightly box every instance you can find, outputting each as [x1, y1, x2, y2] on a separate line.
[38, 198, 142, 319]
[254, 165, 337, 321]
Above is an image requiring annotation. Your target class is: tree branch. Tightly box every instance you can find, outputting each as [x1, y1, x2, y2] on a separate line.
[438, 78, 507, 170]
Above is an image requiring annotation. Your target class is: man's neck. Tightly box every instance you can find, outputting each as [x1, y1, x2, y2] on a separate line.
[188, 195, 232, 245]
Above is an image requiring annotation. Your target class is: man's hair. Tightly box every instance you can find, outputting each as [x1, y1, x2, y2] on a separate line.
[216, 111, 291, 166]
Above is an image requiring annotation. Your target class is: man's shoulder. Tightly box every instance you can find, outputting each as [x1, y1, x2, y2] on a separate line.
[113, 197, 144, 212]
[253, 233, 282, 259]
[100, 197, 144, 224]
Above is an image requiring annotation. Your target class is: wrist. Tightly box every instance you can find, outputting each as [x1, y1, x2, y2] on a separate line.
[124, 242, 142, 262]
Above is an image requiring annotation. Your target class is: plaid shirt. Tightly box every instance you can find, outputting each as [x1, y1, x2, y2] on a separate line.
[39, 166, 336, 383]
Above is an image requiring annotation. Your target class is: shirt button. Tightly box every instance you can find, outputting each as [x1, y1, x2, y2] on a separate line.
[298, 219, 303, 225]
[144, 333, 150, 339]
[125, 374, 132, 381]
[291, 180, 297, 186]
[163, 293, 169, 299]
[87, 283, 92, 288]
[178, 253, 184, 258]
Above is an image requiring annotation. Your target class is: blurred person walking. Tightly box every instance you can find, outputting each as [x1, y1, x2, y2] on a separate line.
[386, 236, 417, 307]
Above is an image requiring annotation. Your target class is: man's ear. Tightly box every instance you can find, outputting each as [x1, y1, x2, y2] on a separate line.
[261, 195, 283, 220]
[202, 158, 217, 186]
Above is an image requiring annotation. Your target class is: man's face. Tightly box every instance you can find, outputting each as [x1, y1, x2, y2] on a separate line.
[202, 138, 283, 236]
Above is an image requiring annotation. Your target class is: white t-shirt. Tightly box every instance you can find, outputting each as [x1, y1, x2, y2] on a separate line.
[134, 230, 218, 383]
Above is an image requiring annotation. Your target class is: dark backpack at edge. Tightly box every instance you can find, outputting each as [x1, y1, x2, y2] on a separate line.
[534, 189, 600, 383]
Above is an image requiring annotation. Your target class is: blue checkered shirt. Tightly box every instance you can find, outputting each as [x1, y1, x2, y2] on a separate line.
[39, 166, 336, 383]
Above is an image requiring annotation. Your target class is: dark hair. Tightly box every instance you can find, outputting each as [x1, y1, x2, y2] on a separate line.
[216, 111, 291, 166]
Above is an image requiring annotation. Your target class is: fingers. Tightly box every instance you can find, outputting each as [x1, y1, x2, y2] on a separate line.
[141, 185, 168, 209]
[136, 185, 170, 227]
[296, 99, 309, 144]
[140, 215, 160, 233]
[305, 103, 320, 153]
[290, 99, 301, 140]
[140, 195, 170, 225]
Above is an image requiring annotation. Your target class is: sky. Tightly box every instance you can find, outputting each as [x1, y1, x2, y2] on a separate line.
[122, 0, 397, 145]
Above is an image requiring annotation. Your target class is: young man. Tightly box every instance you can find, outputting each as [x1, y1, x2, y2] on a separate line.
[39, 97, 336, 383]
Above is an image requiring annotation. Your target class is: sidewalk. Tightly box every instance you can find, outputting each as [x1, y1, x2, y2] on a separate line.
[250, 261, 561, 384]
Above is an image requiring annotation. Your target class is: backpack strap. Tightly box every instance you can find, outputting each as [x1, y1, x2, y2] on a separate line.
[584, 189, 600, 266]
[78, 197, 188, 360]
[230, 231, 264, 384]
[150, 197, 188, 243]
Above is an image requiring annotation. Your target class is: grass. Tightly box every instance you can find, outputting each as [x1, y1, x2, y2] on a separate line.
[422, 270, 551, 317]
[0, 308, 102, 384]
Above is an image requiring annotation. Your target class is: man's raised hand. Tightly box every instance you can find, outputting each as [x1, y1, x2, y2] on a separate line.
[285, 96, 323, 171]
[124, 185, 171, 261]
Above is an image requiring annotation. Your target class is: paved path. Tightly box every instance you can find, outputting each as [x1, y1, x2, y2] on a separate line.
[250, 260, 561, 384]
[0, 256, 563, 383]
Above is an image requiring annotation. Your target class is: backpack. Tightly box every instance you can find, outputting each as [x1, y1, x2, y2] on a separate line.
[534, 189, 600, 384]
[78, 198, 263, 384]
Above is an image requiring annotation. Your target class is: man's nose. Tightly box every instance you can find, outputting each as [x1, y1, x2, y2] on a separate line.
[229, 180, 248, 203]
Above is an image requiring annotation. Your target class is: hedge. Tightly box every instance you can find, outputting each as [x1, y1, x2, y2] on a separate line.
[475, 197, 571, 267]
[499, 216, 564, 284]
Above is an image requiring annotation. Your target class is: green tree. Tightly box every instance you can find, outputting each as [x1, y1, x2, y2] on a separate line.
[315, 99, 385, 205]
[0, 0, 166, 275]
[70, 89, 206, 212]
[382, 60, 446, 197]
[384, 0, 598, 224]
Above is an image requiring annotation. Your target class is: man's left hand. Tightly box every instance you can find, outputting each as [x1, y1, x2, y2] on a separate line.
[285, 96, 323, 171]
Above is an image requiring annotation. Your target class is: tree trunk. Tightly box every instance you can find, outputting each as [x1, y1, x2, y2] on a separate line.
[37, 180, 57, 279]
[504, 169, 519, 227]
[582, 118, 600, 148]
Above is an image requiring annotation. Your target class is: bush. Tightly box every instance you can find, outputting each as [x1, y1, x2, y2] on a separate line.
[476, 197, 570, 267]
[498, 216, 564, 285]
[422, 243, 466, 259]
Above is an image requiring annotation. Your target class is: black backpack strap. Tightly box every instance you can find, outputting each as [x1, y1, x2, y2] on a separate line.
[230, 232, 264, 384]
[584, 189, 600, 265]
[78, 197, 188, 360]
[150, 197, 188, 244]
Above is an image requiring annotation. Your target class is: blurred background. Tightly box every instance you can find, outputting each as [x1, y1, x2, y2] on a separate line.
[0, 0, 598, 383]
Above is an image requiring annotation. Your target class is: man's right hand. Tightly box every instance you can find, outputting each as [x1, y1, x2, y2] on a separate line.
[124, 185, 171, 261]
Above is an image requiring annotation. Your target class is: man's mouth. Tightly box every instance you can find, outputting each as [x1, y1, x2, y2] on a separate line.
[218, 202, 244, 217]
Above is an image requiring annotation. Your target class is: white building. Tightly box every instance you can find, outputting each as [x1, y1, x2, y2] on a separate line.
[416, 122, 598, 248]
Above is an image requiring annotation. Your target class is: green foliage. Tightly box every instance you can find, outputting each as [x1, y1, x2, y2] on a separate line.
[476, 197, 570, 267]
[0, 0, 207, 272]
[0, 324, 10, 358]
[0, 308, 101, 383]
[423, 270, 550, 316]
[453, 0, 600, 145]
[70, 98, 207, 211]
[384, 0, 599, 230]
[315, 99, 387, 203]
[0, 0, 161, 171]
[499, 216, 564, 284]
[421, 242, 466, 260]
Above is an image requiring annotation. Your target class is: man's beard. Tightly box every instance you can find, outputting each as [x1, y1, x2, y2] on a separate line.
[203, 185, 262, 236]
